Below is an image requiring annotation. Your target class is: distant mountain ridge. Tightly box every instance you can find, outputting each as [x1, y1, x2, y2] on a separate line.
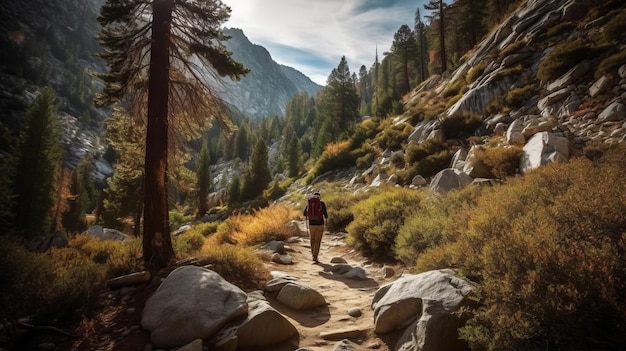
[220, 27, 322, 118]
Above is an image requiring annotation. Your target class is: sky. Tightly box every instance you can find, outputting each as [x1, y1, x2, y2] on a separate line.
[224, 0, 430, 86]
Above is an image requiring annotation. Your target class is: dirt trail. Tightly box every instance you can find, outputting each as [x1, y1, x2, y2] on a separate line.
[261, 231, 406, 351]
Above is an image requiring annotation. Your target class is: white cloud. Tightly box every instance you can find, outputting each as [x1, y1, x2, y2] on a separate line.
[225, 0, 427, 85]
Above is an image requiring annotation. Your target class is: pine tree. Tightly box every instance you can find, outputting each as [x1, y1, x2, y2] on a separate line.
[102, 109, 145, 236]
[227, 174, 241, 207]
[287, 135, 300, 178]
[425, 0, 448, 73]
[241, 138, 271, 200]
[63, 154, 96, 233]
[318, 56, 360, 141]
[14, 87, 63, 238]
[196, 138, 211, 218]
[391, 24, 418, 95]
[95, 0, 248, 270]
[414, 9, 429, 82]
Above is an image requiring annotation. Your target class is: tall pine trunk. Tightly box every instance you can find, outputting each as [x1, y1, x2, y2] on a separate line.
[438, 0, 447, 73]
[143, 0, 174, 270]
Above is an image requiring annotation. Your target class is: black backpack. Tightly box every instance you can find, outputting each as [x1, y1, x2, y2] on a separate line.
[307, 195, 323, 221]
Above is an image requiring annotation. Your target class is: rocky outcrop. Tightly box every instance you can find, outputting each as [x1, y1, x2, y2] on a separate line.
[520, 131, 570, 173]
[214, 291, 298, 349]
[429, 169, 473, 193]
[371, 270, 474, 351]
[141, 266, 249, 349]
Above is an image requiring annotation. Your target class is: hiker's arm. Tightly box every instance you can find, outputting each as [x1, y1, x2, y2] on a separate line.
[303, 206, 307, 217]
[322, 202, 328, 218]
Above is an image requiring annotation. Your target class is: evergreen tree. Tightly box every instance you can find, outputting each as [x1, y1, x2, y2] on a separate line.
[227, 174, 241, 207]
[95, 0, 248, 270]
[414, 9, 429, 82]
[14, 87, 63, 238]
[391, 24, 418, 95]
[318, 56, 360, 141]
[63, 154, 96, 233]
[196, 138, 211, 218]
[425, 0, 448, 73]
[234, 123, 250, 161]
[287, 135, 300, 178]
[102, 109, 145, 236]
[241, 138, 271, 200]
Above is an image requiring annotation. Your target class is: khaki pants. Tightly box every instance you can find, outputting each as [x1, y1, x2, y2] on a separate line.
[309, 224, 324, 260]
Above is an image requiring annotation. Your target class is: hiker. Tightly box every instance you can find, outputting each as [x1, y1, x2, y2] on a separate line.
[303, 192, 328, 263]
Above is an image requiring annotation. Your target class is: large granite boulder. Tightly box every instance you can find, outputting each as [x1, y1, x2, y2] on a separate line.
[429, 169, 473, 194]
[520, 132, 570, 174]
[141, 266, 248, 349]
[276, 282, 327, 310]
[372, 270, 474, 351]
[215, 291, 298, 349]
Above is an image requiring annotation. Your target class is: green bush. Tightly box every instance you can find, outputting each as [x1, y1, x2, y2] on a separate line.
[0, 238, 107, 330]
[595, 48, 626, 79]
[306, 140, 355, 183]
[505, 84, 537, 108]
[441, 112, 483, 139]
[376, 122, 413, 150]
[498, 40, 528, 59]
[466, 62, 488, 84]
[473, 146, 524, 179]
[603, 8, 626, 42]
[537, 39, 605, 82]
[326, 207, 354, 233]
[442, 79, 467, 98]
[414, 154, 626, 350]
[396, 185, 485, 265]
[173, 230, 206, 257]
[404, 140, 456, 180]
[545, 22, 576, 38]
[346, 187, 424, 258]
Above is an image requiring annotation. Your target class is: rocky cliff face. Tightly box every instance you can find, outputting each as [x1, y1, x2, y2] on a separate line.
[406, 0, 625, 152]
[220, 28, 322, 118]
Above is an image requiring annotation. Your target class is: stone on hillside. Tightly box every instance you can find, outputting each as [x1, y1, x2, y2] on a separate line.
[598, 102, 626, 122]
[141, 266, 248, 349]
[387, 174, 399, 185]
[412, 175, 427, 187]
[372, 270, 473, 351]
[506, 119, 525, 145]
[86, 225, 129, 241]
[370, 174, 388, 187]
[520, 132, 570, 174]
[343, 267, 368, 280]
[537, 86, 574, 111]
[429, 169, 473, 194]
[449, 148, 468, 170]
[619, 65, 626, 79]
[522, 117, 557, 138]
[408, 120, 440, 143]
[215, 293, 298, 349]
[380, 266, 396, 278]
[427, 129, 445, 143]
[546, 60, 590, 92]
[462, 146, 494, 179]
[589, 75, 613, 97]
[276, 282, 327, 310]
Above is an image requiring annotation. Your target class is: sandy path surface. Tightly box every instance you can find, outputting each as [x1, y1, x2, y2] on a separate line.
[260, 230, 406, 351]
